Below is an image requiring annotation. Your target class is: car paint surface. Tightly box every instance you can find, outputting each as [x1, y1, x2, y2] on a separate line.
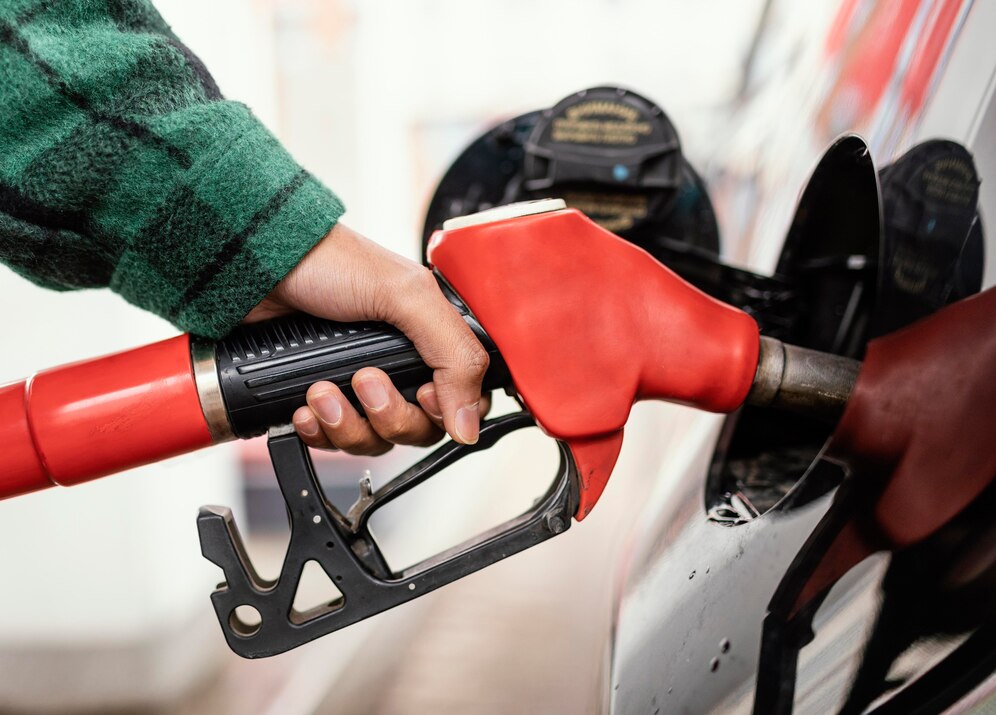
[609, 1, 996, 712]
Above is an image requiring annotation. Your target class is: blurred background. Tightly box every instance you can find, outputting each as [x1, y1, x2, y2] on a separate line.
[2, 0, 985, 712]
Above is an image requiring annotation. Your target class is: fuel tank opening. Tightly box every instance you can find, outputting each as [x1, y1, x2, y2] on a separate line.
[707, 138, 983, 524]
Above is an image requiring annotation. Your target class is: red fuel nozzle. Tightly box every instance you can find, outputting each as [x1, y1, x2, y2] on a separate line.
[428, 206, 761, 516]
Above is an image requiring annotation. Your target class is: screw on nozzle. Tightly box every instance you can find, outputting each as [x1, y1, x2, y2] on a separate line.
[545, 513, 566, 534]
[345, 469, 376, 533]
[359, 469, 373, 498]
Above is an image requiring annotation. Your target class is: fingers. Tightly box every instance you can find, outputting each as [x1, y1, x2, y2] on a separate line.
[292, 376, 444, 454]
[352, 369, 444, 447]
[269, 226, 490, 448]
[388, 268, 490, 445]
[417, 384, 491, 431]
[292, 405, 335, 450]
[415, 383, 444, 428]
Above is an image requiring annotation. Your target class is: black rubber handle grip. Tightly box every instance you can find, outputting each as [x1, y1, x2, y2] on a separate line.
[214, 287, 510, 439]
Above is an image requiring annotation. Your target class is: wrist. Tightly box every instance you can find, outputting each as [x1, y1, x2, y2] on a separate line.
[242, 225, 341, 324]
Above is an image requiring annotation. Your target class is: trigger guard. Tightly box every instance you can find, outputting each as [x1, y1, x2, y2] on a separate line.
[197, 412, 581, 658]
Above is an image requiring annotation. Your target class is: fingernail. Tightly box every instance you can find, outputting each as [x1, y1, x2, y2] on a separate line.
[355, 379, 389, 412]
[312, 393, 342, 425]
[297, 412, 321, 437]
[419, 387, 443, 419]
[455, 405, 480, 445]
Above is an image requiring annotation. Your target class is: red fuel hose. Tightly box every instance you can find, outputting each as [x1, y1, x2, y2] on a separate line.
[0, 334, 213, 499]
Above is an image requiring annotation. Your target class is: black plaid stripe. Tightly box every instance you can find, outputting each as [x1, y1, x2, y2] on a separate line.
[101, 38, 219, 116]
[11, 0, 48, 27]
[105, 1, 220, 99]
[169, 169, 310, 319]
[168, 173, 345, 337]
[173, 248, 277, 333]
[135, 183, 231, 287]
[106, 0, 175, 35]
[0, 213, 115, 289]
[164, 38, 222, 100]
[19, 121, 135, 213]
[0, 179, 89, 236]
[0, 15, 192, 168]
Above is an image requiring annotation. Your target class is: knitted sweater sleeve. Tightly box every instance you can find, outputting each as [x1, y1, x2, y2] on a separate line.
[0, 0, 344, 338]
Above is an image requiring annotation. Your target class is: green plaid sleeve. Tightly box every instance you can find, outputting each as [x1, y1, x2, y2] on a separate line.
[0, 0, 344, 337]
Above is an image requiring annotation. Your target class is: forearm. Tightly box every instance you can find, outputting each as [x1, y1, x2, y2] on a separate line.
[0, 0, 344, 337]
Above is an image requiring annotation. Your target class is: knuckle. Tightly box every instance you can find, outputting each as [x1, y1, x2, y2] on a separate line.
[328, 426, 370, 452]
[395, 264, 435, 297]
[375, 414, 410, 441]
[376, 265, 435, 321]
[341, 440, 381, 456]
[461, 342, 490, 378]
[305, 434, 332, 450]
[337, 431, 391, 456]
[410, 264, 437, 289]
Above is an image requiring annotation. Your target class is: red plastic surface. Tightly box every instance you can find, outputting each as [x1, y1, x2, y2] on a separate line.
[429, 208, 759, 518]
[792, 286, 996, 615]
[1, 335, 213, 498]
[0, 380, 50, 498]
[566, 432, 625, 520]
[831, 285, 996, 547]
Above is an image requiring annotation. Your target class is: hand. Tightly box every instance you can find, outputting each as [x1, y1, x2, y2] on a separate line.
[244, 223, 491, 454]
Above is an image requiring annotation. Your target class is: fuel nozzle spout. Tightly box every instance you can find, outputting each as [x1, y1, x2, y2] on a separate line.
[746, 336, 861, 423]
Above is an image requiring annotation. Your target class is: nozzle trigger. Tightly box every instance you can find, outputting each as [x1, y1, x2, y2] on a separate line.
[197, 411, 581, 658]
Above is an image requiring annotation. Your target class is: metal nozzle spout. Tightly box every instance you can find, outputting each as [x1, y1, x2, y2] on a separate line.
[746, 336, 861, 423]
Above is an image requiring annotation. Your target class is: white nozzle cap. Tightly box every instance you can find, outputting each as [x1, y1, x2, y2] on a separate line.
[441, 198, 567, 231]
